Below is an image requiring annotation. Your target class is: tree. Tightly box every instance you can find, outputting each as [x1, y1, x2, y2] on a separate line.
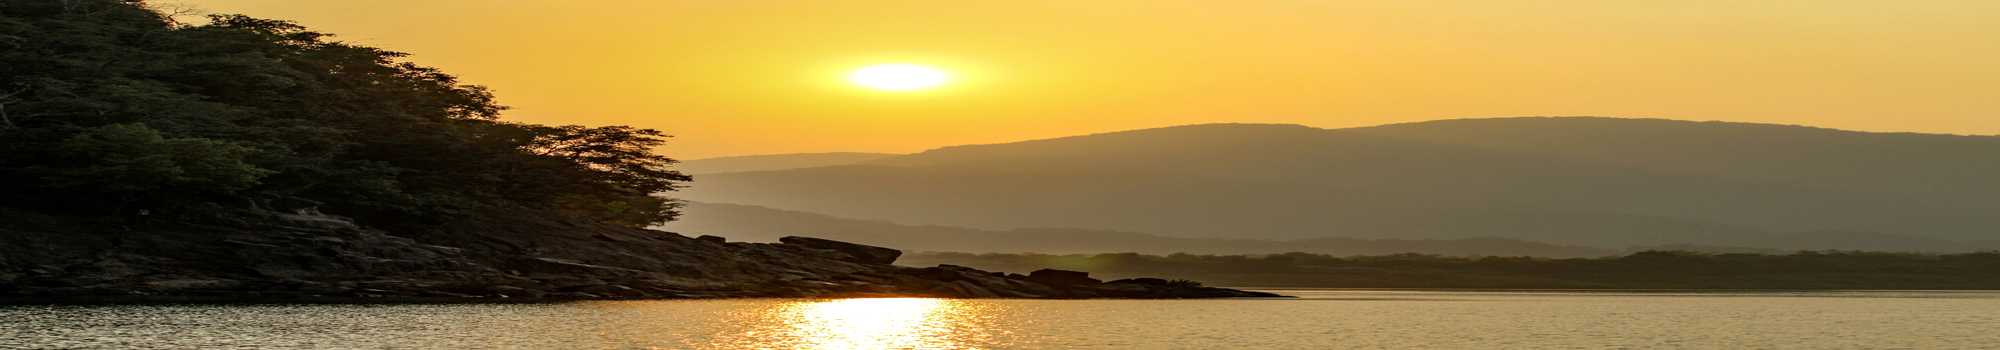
[525, 125, 693, 226]
[0, 0, 690, 228]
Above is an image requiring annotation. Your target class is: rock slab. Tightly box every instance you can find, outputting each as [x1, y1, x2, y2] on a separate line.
[778, 236, 903, 265]
[0, 208, 1286, 300]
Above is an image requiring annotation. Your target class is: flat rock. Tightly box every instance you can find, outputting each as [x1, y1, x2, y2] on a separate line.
[0, 208, 1286, 300]
[1025, 269, 1102, 286]
[778, 236, 902, 264]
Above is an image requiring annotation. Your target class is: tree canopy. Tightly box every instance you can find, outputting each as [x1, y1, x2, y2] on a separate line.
[0, 0, 690, 227]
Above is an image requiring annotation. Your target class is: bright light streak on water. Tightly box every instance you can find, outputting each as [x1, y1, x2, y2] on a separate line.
[713, 298, 988, 349]
[2, 290, 1998, 349]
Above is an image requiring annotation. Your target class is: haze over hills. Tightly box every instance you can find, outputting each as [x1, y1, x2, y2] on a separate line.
[1343, 118, 2000, 233]
[675, 152, 901, 174]
[673, 117, 2000, 251]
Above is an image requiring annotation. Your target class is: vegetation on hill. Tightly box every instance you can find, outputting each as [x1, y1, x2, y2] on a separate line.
[0, 1, 689, 227]
[903, 250, 2000, 289]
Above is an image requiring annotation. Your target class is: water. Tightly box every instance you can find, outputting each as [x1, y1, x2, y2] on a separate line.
[3, 290, 1997, 349]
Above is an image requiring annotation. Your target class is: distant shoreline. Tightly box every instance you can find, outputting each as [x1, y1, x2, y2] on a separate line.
[10, 288, 1993, 306]
[903, 250, 2000, 290]
[1238, 287, 2000, 292]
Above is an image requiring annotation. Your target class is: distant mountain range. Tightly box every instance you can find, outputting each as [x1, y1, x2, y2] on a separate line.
[672, 117, 2000, 252]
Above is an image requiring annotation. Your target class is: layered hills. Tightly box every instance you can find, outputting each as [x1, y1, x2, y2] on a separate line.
[675, 117, 2000, 251]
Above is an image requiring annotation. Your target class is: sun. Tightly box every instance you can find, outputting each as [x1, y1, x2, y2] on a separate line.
[850, 64, 949, 90]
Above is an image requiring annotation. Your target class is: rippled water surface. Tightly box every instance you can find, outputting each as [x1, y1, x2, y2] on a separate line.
[4, 290, 1998, 349]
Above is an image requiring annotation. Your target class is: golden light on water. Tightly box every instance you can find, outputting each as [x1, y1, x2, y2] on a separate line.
[850, 65, 950, 91]
[716, 298, 989, 349]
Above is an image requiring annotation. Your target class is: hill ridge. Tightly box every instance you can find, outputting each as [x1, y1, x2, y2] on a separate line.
[677, 117, 2000, 249]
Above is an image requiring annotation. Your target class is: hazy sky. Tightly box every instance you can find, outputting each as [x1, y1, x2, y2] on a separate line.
[189, 0, 2000, 159]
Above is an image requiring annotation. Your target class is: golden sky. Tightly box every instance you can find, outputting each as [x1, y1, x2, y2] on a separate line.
[190, 0, 2000, 159]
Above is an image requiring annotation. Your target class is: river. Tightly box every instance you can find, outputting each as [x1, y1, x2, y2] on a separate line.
[3, 290, 1996, 349]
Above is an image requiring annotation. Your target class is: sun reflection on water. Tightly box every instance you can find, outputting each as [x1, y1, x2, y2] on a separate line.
[714, 298, 991, 350]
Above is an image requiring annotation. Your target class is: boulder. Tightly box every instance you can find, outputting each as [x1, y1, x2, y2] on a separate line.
[694, 235, 727, 244]
[777, 236, 902, 264]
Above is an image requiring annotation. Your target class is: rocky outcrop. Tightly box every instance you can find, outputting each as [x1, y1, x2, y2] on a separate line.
[1025, 269, 1102, 285]
[0, 207, 1286, 300]
[778, 236, 903, 264]
[0, 207, 482, 298]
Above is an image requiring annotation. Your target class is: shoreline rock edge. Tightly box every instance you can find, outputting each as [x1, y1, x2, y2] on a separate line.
[0, 207, 1288, 300]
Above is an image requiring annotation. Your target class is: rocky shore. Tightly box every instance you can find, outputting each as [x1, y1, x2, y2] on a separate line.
[0, 207, 1284, 300]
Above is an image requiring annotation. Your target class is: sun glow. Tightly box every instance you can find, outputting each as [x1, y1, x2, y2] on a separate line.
[850, 64, 950, 90]
[709, 298, 988, 349]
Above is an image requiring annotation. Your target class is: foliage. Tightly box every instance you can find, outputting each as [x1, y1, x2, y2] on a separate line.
[901, 250, 2000, 290]
[0, 0, 688, 227]
[24, 123, 273, 213]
